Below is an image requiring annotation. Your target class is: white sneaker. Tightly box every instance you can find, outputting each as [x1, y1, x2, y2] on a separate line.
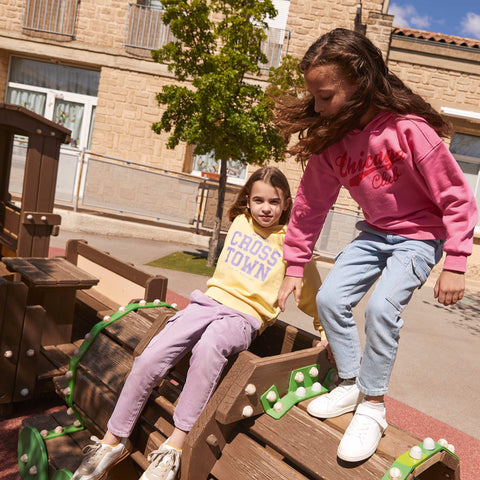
[307, 380, 363, 418]
[337, 401, 388, 462]
[140, 440, 181, 480]
[71, 436, 131, 480]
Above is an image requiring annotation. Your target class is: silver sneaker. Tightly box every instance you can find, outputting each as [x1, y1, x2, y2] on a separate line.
[307, 379, 363, 418]
[71, 436, 131, 480]
[140, 441, 181, 480]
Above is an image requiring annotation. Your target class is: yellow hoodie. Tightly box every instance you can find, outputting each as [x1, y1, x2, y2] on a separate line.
[205, 214, 324, 338]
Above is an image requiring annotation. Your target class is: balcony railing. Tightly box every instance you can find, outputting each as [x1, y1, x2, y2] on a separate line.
[125, 3, 175, 51]
[260, 27, 290, 69]
[22, 0, 79, 37]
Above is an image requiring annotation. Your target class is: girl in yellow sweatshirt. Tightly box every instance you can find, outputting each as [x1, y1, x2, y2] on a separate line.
[72, 167, 324, 480]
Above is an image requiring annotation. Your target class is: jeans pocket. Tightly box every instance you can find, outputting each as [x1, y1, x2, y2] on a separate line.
[412, 254, 432, 284]
[386, 254, 432, 312]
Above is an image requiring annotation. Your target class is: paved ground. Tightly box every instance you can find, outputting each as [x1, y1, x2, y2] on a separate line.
[51, 226, 480, 442]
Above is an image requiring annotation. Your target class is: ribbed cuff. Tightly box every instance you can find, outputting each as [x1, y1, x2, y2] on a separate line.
[285, 263, 305, 277]
[443, 253, 467, 273]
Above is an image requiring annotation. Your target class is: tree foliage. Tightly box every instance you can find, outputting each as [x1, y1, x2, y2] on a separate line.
[151, 0, 286, 166]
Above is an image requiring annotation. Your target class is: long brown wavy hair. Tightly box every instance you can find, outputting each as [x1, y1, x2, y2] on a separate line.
[274, 28, 452, 166]
[228, 166, 292, 225]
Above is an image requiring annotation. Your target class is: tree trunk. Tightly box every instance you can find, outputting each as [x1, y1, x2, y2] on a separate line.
[206, 158, 227, 267]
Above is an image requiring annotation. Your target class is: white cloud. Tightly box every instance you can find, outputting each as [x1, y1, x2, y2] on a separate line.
[389, 3, 431, 30]
[460, 12, 480, 40]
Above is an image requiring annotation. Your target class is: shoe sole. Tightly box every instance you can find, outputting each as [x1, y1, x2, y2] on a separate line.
[337, 438, 380, 462]
[336, 431, 384, 463]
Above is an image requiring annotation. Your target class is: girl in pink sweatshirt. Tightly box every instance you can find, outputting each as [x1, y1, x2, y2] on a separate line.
[276, 28, 478, 463]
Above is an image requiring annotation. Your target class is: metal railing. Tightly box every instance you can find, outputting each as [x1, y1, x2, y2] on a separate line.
[22, 0, 79, 37]
[124, 4, 290, 69]
[8, 143, 362, 257]
[124, 3, 175, 50]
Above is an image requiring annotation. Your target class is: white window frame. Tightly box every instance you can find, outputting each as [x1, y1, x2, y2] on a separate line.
[7, 81, 97, 151]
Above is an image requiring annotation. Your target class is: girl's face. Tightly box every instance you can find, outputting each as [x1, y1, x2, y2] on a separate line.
[247, 180, 289, 228]
[304, 63, 358, 118]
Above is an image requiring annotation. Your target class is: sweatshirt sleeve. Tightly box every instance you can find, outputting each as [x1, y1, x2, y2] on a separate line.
[297, 258, 326, 340]
[411, 129, 478, 272]
[284, 154, 341, 277]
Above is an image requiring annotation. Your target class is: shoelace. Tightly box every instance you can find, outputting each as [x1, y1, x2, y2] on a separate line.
[147, 447, 179, 473]
[328, 381, 356, 400]
[82, 436, 104, 464]
[346, 414, 375, 439]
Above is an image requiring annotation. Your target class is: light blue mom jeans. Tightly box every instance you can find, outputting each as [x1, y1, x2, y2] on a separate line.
[317, 222, 444, 396]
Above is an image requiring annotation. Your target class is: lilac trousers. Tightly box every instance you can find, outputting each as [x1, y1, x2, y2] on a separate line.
[107, 290, 260, 436]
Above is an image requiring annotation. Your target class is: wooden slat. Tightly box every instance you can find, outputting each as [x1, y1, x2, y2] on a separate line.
[54, 367, 118, 432]
[13, 305, 46, 401]
[30, 257, 99, 286]
[247, 406, 391, 479]
[210, 432, 309, 480]
[0, 280, 28, 404]
[103, 310, 155, 352]
[133, 307, 176, 357]
[3, 257, 57, 285]
[73, 334, 133, 394]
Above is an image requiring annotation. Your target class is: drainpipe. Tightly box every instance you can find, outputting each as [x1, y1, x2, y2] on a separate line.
[382, 0, 391, 14]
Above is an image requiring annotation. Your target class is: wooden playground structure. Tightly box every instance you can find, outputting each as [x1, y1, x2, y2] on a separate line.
[0, 104, 461, 479]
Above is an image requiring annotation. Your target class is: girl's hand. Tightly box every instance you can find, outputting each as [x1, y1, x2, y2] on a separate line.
[278, 276, 303, 311]
[434, 270, 465, 306]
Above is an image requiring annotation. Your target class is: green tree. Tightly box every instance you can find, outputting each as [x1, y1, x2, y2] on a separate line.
[151, 0, 287, 265]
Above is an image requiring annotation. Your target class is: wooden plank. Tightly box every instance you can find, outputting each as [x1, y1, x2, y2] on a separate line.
[29, 257, 99, 286]
[3, 257, 57, 285]
[215, 347, 333, 424]
[70, 239, 152, 285]
[0, 280, 28, 404]
[13, 305, 46, 401]
[103, 310, 155, 352]
[247, 406, 391, 479]
[145, 276, 168, 303]
[46, 409, 99, 474]
[280, 324, 298, 354]
[77, 333, 133, 393]
[41, 344, 72, 371]
[17, 133, 43, 257]
[210, 432, 309, 480]
[181, 352, 254, 480]
[133, 307, 176, 357]
[53, 366, 118, 432]
[75, 289, 114, 315]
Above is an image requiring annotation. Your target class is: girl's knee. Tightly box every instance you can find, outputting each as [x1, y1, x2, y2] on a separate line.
[316, 286, 342, 314]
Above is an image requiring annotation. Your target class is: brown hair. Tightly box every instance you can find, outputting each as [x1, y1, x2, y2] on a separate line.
[274, 28, 452, 166]
[228, 166, 292, 225]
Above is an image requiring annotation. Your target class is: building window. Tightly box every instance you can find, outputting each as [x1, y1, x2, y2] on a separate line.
[7, 57, 99, 149]
[22, 0, 79, 38]
[124, 2, 175, 51]
[192, 151, 248, 185]
[259, 27, 291, 70]
[259, 0, 290, 69]
[450, 132, 480, 227]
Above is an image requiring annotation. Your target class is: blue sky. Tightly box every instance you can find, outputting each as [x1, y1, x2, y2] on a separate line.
[388, 1, 480, 40]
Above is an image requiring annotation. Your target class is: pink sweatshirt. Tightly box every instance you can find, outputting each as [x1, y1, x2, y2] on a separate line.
[284, 111, 478, 276]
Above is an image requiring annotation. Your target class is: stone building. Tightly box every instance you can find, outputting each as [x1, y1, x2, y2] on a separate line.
[0, 0, 479, 260]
